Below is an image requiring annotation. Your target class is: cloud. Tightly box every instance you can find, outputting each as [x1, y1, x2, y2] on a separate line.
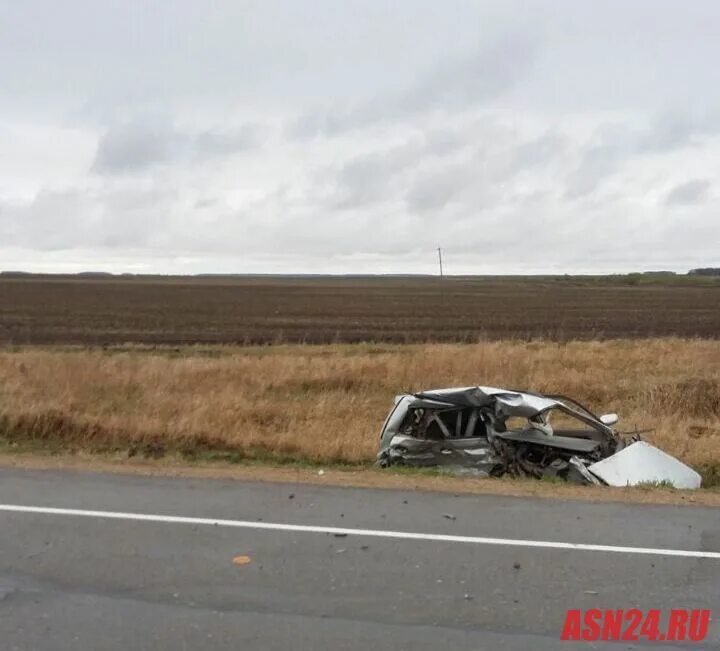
[509, 130, 567, 172]
[565, 125, 636, 198]
[422, 128, 469, 157]
[287, 36, 538, 139]
[92, 119, 181, 173]
[0, 183, 178, 251]
[191, 125, 266, 158]
[329, 140, 431, 209]
[564, 109, 720, 199]
[565, 107, 720, 199]
[665, 179, 711, 206]
[399, 35, 537, 113]
[92, 117, 264, 173]
[405, 162, 477, 215]
[0, 190, 93, 250]
[4, 2, 720, 275]
[638, 110, 720, 153]
[327, 119, 532, 214]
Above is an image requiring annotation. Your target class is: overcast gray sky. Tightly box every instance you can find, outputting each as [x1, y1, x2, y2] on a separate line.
[1, 0, 719, 274]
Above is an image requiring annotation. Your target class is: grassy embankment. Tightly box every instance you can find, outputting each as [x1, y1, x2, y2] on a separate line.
[1, 339, 719, 486]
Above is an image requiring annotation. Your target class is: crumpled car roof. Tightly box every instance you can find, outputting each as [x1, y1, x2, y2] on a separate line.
[412, 385, 595, 421]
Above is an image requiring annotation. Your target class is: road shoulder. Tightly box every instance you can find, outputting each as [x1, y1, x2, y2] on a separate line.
[1, 452, 719, 507]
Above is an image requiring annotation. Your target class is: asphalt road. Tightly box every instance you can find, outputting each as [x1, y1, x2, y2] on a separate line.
[1, 467, 719, 650]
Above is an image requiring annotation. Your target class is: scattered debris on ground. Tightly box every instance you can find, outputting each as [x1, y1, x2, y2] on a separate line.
[377, 386, 701, 489]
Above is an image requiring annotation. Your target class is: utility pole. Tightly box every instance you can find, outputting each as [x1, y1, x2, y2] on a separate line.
[437, 246, 444, 279]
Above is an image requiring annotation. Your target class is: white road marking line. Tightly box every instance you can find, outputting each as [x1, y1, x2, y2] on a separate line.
[1, 503, 718, 559]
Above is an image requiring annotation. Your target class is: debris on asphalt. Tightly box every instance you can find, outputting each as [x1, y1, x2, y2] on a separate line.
[0, 583, 17, 602]
[232, 555, 252, 566]
[333, 533, 348, 538]
[288, 493, 295, 499]
[377, 385, 701, 488]
[442, 513, 457, 520]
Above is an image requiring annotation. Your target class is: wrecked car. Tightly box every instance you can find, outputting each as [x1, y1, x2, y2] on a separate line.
[377, 386, 701, 489]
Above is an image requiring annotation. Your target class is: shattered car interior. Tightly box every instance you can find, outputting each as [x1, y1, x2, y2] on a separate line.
[377, 386, 701, 489]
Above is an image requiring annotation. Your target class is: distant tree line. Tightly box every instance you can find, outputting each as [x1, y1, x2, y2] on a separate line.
[689, 268, 720, 276]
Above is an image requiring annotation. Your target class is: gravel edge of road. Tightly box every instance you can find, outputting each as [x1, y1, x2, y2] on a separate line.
[1, 452, 719, 507]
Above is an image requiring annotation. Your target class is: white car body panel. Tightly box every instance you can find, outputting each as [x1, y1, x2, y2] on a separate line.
[588, 441, 702, 489]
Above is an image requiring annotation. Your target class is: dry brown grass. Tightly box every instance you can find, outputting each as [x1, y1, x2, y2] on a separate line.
[1, 339, 720, 483]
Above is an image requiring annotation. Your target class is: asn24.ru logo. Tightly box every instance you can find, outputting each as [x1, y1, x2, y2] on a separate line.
[561, 609, 711, 642]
